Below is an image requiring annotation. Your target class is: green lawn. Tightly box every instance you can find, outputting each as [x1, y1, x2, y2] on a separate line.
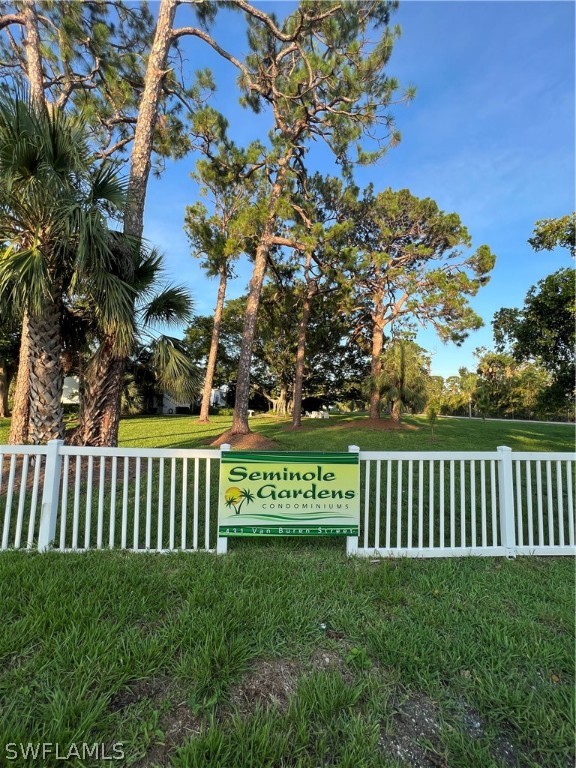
[124, 412, 575, 452]
[1, 412, 574, 452]
[0, 550, 573, 767]
[0, 414, 574, 767]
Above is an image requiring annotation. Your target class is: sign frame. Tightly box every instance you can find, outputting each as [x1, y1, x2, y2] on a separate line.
[217, 449, 360, 539]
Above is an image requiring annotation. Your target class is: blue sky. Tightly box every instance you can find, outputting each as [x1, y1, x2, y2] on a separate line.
[143, 0, 575, 379]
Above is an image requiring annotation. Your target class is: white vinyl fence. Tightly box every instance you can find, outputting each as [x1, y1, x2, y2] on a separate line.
[349, 448, 575, 558]
[0, 441, 574, 557]
[0, 443, 221, 553]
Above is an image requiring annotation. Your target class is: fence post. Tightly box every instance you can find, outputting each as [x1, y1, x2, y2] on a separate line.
[38, 439, 64, 552]
[497, 445, 516, 558]
[216, 443, 230, 554]
[346, 445, 360, 556]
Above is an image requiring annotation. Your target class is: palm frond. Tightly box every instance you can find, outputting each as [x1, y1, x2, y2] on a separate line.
[87, 271, 138, 355]
[131, 246, 164, 296]
[150, 337, 201, 402]
[141, 285, 194, 328]
[89, 163, 128, 210]
[0, 90, 128, 317]
[121, 374, 144, 416]
[0, 244, 49, 315]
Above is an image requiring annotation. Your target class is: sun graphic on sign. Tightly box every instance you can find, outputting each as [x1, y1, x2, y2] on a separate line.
[224, 487, 255, 515]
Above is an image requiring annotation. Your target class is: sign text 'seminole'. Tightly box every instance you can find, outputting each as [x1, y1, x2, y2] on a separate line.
[228, 465, 336, 483]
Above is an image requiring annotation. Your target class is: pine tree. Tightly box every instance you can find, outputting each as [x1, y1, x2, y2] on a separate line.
[345, 188, 495, 418]
[184, 144, 260, 422]
[212, 1, 412, 434]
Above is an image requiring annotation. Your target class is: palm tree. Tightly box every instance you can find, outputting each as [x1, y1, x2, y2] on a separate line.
[71, 243, 199, 446]
[0, 94, 127, 443]
[224, 487, 255, 515]
[375, 339, 430, 422]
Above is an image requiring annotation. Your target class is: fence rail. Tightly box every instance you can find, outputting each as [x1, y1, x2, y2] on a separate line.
[1, 441, 574, 558]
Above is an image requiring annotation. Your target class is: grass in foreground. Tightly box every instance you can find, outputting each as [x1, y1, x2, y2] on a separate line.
[0, 549, 573, 767]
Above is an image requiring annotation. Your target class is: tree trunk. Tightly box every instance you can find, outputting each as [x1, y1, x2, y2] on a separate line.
[94, 358, 125, 446]
[124, 0, 177, 238]
[77, 346, 127, 446]
[199, 264, 228, 423]
[22, 2, 45, 108]
[231, 158, 291, 435]
[231, 239, 269, 435]
[9, 5, 47, 444]
[79, 0, 178, 446]
[9, 313, 31, 444]
[276, 388, 287, 416]
[391, 398, 401, 422]
[27, 299, 65, 444]
[292, 271, 314, 428]
[261, 390, 275, 412]
[0, 360, 9, 418]
[69, 338, 124, 446]
[368, 293, 385, 419]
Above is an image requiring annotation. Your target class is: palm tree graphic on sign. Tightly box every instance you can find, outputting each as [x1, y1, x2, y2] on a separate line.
[224, 487, 255, 515]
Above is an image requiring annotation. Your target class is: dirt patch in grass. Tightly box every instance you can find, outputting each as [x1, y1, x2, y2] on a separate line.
[227, 658, 302, 715]
[137, 700, 203, 768]
[109, 677, 171, 711]
[380, 693, 524, 768]
[451, 700, 521, 768]
[380, 693, 446, 767]
[7, 453, 144, 496]
[209, 429, 279, 450]
[340, 417, 419, 431]
[110, 677, 203, 767]
[227, 649, 356, 718]
[309, 647, 356, 683]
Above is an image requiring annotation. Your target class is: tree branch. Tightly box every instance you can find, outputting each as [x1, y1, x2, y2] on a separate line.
[229, 0, 343, 42]
[94, 135, 134, 159]
[0, 13, 23, 31]
[170, 25, 266, 98]
[270, 235, 307, 251]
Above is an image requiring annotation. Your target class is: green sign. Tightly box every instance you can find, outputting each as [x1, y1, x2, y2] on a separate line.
[218, 451, 360, 537]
